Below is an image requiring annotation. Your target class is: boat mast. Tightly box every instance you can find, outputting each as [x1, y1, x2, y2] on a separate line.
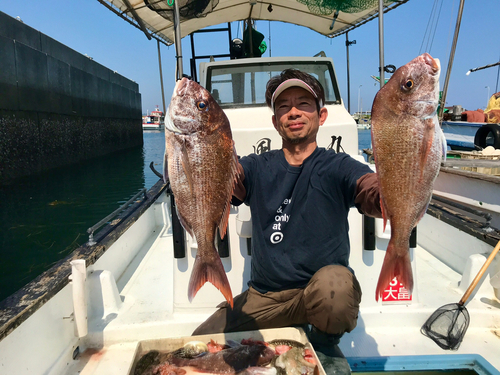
[157, 40, 167, 114]
[173, 0, 183, 80]
[378, 0, 385, 89]
[438, 0, 465, 120]
[346, 32, 356, 114]
[466, 61, 500, 75]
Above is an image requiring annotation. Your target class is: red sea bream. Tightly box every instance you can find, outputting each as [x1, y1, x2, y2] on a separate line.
[371, 53, 446, 300]
[164, 78, 238, 307]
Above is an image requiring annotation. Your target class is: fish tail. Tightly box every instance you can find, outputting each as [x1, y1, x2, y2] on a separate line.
[375, 241, 413, 301]
[188, 252, 234, 308]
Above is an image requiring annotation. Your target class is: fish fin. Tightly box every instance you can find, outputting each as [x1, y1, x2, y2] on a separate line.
[188, 252, 234, 308]
[375, 241, 413, 301]
[225, 339, 242, 348]
[380, 196, 388, 232]
[218, 144, 239, 239]
[313, 365, 320, 375]
[175, 205, 194, 238]
[415, 198, 431, 226]
[180, 141, 194, 196]
[438, 122, 447, 161]
[163, 150, 169, 184]
[218, 199, 231, 239]
[419, 118, 436, 179]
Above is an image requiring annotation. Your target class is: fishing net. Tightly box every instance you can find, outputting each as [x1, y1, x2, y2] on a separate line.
[144, 0, 219, 22]
[420, 303, 470, 350]
[296, 0, 394, 15]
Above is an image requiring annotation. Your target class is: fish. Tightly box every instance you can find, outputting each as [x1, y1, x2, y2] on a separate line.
[267, 339, 304, 356]
[207, 339, 230, 353]
[164, 77, 238, 307]
[169, 344, 276, 374]
[267, 339, 304, 348]
[169, 341, 209, 358]
[134, 350, 171, 375]
[274, 347, 318, 375]
[152, 363, 187, 375]
[371, 53, 446, 300]
[238, 367, 278, 375]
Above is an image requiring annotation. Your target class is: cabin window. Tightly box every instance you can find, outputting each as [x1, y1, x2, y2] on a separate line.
[207, 61, 341, 109]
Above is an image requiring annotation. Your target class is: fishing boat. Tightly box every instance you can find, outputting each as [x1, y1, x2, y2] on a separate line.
[1, 0, 500, 374]
[142, 107, 165, 130]
[441, 120, 481, 151]
[441, 117, 500, 151]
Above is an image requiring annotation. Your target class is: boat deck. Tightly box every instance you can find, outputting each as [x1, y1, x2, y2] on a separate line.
[59, 207, 500, 375]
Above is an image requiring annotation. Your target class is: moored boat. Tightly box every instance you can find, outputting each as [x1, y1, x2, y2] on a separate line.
[142, 107, 165, 130]
[441, 120, 484, 151]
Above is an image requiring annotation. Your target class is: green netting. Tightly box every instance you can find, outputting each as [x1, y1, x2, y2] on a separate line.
[296, 0, 392, 15]
[243, 26, 266, 57]
[144, 0, 219, 23]
[259, 41, 267, 55]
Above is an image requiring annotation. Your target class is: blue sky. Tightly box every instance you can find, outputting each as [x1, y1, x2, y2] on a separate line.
[2, 0, 499, 115]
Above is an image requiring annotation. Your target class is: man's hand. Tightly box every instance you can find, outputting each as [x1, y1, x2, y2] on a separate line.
[355, 173, 382, 218]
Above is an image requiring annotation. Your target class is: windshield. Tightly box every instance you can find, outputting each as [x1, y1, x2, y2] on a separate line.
[206, 61, 341, 109]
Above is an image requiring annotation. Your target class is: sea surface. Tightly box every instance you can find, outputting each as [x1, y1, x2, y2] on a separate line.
[357, 128, 372, 154]
[0, 129, 372, 302]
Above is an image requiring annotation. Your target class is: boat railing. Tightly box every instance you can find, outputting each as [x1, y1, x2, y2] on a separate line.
[432, 194, 492, 223]
[428, 195, 500, 248]
[87, 188, 148, 245]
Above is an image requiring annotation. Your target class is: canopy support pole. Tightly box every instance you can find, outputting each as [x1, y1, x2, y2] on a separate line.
[346, 32, 356, 114]
[438, 0, 465, 120]
[157, 40, 167, 114]
[247, 4, 255, 58]
[346, 33, 351, 113]
[122, 0, 151, 40]
[173, 0, 183, 80]
[378, 0, 385, 89]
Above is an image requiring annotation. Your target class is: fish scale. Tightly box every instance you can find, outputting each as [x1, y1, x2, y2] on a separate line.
[371, 53, 445, 301]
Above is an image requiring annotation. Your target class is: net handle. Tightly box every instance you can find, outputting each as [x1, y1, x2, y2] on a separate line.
[459, 239, 500, 305]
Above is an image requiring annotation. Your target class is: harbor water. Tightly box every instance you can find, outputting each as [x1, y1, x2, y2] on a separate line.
[0, 129, 372, 302]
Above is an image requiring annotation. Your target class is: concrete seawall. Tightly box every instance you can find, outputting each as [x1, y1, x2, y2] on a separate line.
[0, 11, 143, 184]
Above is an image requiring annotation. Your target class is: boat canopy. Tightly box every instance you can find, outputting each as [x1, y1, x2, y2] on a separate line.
[99, 0, 409, 45]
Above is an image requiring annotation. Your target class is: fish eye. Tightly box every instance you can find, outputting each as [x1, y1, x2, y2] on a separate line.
[404, 79, 414, 89]
[197, 101, 208, 111]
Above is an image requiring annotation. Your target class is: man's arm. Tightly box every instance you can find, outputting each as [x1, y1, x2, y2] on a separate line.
[354, 173, 382, 218]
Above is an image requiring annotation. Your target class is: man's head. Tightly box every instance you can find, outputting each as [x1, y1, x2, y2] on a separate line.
[265, 69, 326, 113]
[266, 69, 328, 147]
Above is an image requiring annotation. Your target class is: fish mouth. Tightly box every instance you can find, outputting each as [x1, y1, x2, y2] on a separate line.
[422, 53, 440, 75]
[164, 110, 183, 134]
[175, 77, 190, 97]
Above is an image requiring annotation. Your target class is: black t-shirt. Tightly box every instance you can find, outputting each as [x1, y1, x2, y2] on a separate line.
[238, 147, 373, 293]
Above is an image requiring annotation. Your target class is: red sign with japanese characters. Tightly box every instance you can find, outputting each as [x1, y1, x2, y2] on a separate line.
[381, 277, 412, 303]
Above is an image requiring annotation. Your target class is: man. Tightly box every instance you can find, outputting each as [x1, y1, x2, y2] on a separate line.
[193, 69, 381, 356]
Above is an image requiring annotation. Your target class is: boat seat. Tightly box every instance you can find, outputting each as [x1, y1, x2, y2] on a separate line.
[235, 204, 252, 255]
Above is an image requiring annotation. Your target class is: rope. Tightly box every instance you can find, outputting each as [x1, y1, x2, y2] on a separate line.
[419, 0, 444, 55]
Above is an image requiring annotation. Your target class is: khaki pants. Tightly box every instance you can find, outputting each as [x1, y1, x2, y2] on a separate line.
[192, 265, 362, 336]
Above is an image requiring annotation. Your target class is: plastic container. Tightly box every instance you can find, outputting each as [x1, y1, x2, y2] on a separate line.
[129, 327, 327, 375]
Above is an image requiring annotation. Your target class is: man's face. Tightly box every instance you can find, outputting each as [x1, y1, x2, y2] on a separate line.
[272, 87, 327, 145]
